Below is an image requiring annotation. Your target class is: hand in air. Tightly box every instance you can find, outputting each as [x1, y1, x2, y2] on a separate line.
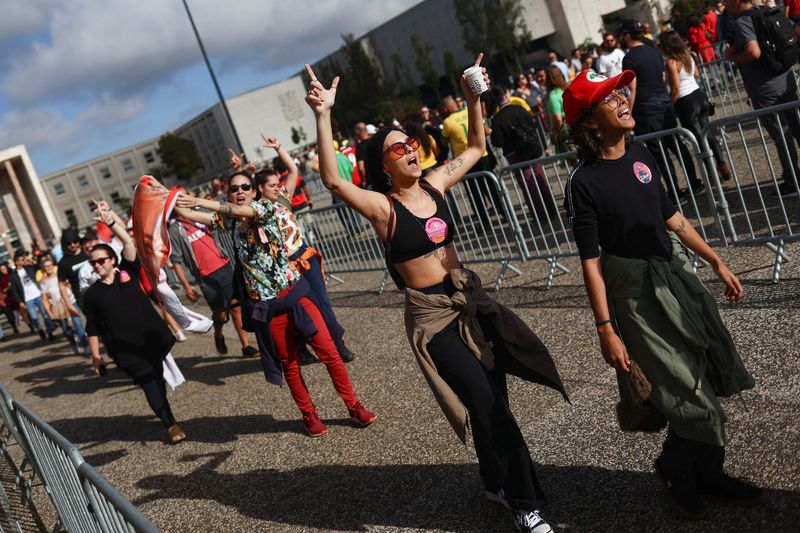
[460, 52, 488, 105]
[92, 199, 114, 225]
[261, 134, 281, 150]
[228, 148, 245, 170]
[304, 64, 340, 115]
[176, 192, 197, 209]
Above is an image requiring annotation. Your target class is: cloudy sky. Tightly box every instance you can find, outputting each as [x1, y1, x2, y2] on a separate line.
[0, 0, 423, 176]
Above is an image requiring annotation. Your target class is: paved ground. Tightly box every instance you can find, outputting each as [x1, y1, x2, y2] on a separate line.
[1, 241, 799, 532]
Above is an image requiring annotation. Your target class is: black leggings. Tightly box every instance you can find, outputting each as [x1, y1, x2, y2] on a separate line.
[660, 427, 725, 485]
[133, 366, 174, 428]
[674, 89, 726, 168]
[422, 279, 545, 511]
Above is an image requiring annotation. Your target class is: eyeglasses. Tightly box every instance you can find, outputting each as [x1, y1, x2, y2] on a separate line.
[601, 88, 630, 110]
[66, 240, 80, 246]
[229, 183, 253, 193]
[382, 137, 420, 160]
[89, 257, 112, 267]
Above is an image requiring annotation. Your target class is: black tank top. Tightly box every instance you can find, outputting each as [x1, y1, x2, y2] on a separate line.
[383, 180, 455, 289]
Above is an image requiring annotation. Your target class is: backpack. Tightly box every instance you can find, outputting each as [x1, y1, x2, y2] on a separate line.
[749, 6, 799, 74]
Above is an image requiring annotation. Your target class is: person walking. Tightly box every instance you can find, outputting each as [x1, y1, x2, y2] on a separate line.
[40, 257, 85, 353]
[563, 69, 765, 521]
[596, 32, 626, 78]
[305, 55, 567, 533]
[9, 252, 50, 339]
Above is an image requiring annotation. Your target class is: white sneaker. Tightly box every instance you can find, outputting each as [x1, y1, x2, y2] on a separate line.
[485, 488, 510, 509]
[174, 330, 187, 342]
[512, 509, 553, 533]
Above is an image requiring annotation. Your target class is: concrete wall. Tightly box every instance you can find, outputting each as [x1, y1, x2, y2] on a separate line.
[544, 0, 627, 55]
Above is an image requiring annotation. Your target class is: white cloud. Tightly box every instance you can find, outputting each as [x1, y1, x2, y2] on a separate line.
[0, 108, 78, 149]
[77, 94, 147, 125]
[0, 0, 51, 39]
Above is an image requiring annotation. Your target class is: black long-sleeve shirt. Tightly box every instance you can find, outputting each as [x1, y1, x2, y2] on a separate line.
[565, 142, 678, 261]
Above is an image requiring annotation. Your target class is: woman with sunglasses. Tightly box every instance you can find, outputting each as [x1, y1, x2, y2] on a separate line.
[305, 56, 567, 533]
[564, 70, 763, 520]
[174, 172, 375, 438]
[82, 206, 186, 444]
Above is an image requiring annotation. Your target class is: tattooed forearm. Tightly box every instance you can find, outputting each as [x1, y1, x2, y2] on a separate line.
[219, 203, 233, 216]
[444, 158, 465, 177]
[676, 218, 686, 234]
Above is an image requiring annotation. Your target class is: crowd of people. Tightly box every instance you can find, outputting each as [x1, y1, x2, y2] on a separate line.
[5, 2, 799, 531]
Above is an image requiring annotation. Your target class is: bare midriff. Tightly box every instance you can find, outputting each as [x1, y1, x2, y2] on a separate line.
[393, 244, 460, 290]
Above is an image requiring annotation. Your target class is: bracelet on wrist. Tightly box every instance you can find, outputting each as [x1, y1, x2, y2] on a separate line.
[595, 319, 612, 329]
[107, 220, 115, 228]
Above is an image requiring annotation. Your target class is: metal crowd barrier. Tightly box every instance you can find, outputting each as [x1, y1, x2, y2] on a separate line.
[0, 381, 158, 533]
[700, 99, 800, 282]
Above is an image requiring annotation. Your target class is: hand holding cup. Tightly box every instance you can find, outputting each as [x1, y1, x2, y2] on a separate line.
[461, 53, 489, 101]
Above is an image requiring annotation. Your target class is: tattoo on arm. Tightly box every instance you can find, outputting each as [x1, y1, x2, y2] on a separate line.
[219, 203, 233, 216]
[444, 158, 465, 177]
[676, 218, 686, 234]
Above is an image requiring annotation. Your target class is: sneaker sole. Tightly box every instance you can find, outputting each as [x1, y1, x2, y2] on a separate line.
[485, 490, 511, 510]
[350, 415, 377, 428]
[306, 428, 329, 438]
[654, 460, 705, 521]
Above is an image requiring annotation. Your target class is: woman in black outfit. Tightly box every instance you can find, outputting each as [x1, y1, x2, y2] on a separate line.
[82, 206, 185, 445]
[304, 55, 566, 533]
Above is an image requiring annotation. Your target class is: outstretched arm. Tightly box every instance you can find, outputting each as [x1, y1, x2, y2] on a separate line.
[262, 134, 300, 198]
[176, 194, 257, 219]
[426, 53, 488, 192]
[304, 64, 389, 232]
[665, 211, 743, 302]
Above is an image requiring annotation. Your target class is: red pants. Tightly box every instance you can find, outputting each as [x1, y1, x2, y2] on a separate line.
[269, 296, 358, 416]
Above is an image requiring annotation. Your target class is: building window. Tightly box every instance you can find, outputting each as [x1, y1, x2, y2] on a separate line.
[143, 151, 155, 163]
[65, 209, 78, 226]
[100, 167, 112, 179]
[122, 158, 134, 172]
[110, 192, 121, 204]
[77, 175, 89, 188]
[54, 183, 66, 197]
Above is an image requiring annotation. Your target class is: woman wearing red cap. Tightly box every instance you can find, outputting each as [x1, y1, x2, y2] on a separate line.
[564, 69, 764, 520]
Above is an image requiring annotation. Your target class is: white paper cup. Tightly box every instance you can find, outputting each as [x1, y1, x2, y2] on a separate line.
[463, 65, 488, 95]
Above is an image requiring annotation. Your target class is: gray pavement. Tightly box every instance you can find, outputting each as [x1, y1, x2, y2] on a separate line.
[1, 242, 799, 532]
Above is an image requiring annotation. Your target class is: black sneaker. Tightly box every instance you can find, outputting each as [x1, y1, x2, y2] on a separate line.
[697, 473, 766, 507]
[654, 459, 705, 520]
[241, 345, 259, 358]
[38, 330, 46, 340]
[512, 509, 553, 533]
[214, 335, 228, 355]
[772, 181, 800, 198]
[297, 343, 319, 365]
[691, 185, 706, 197]
[338, 343, 355, 363]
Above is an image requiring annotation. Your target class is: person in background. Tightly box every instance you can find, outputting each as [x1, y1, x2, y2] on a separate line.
[40, 257, 83, 353]
[547, 51, 569, 81]
[563, 68, 764, 521]
[596, 32, 626, 78]
[9, 252, 50, 339]
[570, 48, 583, 76]
[662, 30, 732, 181]
[0, 263, 19, 336]
[514, 73, 538, 109]
[686, 15, 716, 63]
[786, 0, 800, 23]
[642, 21, 655, 42]
[404, 117, 440, 177]
[545, 65, 570, 154]
[703, 3, 719, 42]
[355, 122, 375, 186]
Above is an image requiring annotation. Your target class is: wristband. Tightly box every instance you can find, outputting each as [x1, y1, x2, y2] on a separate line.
[107, 220, 115, 228]
[595, 319, 612, 328]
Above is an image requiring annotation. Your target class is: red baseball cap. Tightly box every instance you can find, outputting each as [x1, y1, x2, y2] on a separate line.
[563, 69, 636, 126]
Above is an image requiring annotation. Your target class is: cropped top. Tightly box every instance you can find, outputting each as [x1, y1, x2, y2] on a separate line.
[383, 180, 455, 289]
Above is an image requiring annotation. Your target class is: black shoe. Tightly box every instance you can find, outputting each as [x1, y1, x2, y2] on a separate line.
[654, 459, 705, 520]
[47, 332, 57, 341]
[690, 185, 706, 197]
[214, 335, 228, 355]
[338, 343, 355, 363]
[38, 330, 46, 340]
[296, 343, 319, 365]
[0, 337, 8, 342]
[773, 181, 800, 198]
[242, 345, 259, 358]
[697, 473, 766, 507]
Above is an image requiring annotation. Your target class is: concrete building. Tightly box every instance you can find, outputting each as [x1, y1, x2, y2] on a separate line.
[0, 145, 60, 262]
[40, 138, 162, 229]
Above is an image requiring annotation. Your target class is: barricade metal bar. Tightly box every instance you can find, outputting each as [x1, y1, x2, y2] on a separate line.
[78, 463, 158, 533]
[12, 400, 100, 533]
[0, 382, 37, 504]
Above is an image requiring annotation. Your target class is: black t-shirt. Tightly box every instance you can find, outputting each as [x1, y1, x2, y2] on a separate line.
[355, 140, 367, 164]
[622, 44, 672, 116]
[490, 104, 543, 160]
[57, 251, 89, 298]
[82, 257, 174, 375]
[566, 142, 677, 261]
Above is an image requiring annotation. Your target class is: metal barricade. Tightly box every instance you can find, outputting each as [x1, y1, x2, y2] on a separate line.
[78, 463, 158, 533]
[11, 400, 100, 533]
[701, 99, 800, 282]
[696, 58, 750, 119]
[0, 382, 38, 504]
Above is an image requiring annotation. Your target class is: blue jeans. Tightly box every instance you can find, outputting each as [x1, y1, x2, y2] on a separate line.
[70, 304, 88, 348]
[25, 296, 52, 334]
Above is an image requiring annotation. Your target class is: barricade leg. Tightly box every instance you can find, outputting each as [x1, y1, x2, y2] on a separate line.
[767, 240, 790, 284]
[545, 257, 569, 290]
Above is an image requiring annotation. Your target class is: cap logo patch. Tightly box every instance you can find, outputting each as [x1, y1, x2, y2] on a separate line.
[586, 72, 608, 83]
[633, 162, 652, 184]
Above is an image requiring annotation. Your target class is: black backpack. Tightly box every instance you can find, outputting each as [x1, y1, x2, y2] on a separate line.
[749, 6, 799, 74]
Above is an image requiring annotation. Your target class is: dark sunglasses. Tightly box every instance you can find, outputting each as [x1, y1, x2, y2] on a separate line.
[382, 137, 421, 160]
[89, 257, 112, 267]
[229, 183, 253, 193]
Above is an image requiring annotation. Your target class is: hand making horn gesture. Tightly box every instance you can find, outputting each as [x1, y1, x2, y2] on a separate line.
[304, 64, 339, 115]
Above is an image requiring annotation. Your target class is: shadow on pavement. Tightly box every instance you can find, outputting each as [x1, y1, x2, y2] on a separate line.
[130, 453, 800, 532]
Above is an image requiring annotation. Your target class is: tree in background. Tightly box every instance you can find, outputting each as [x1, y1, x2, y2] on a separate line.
[442, 50, 459, 99]
[154, 133, 202, 182]
[453, 0, 532, 74]
[411, 33, 441, 103]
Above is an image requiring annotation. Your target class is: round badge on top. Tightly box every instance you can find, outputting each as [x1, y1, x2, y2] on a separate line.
[632, 161, 652, 184]
[425, 217, 448, 244]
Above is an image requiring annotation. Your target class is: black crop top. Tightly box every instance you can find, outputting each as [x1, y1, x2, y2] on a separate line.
[383, 180, 455, 288]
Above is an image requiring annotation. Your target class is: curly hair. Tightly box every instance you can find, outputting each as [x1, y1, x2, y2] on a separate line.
[570, 105, 632, 161]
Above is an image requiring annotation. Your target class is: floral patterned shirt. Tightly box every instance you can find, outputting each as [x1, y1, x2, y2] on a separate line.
[210, 199, 298, 301]
[275, 189, 304, 257]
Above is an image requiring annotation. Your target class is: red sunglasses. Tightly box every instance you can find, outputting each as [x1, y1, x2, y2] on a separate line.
[382, 137, 420, 160]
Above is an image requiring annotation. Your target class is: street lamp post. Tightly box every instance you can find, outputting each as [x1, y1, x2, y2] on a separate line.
[181, 0, 246, 157]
